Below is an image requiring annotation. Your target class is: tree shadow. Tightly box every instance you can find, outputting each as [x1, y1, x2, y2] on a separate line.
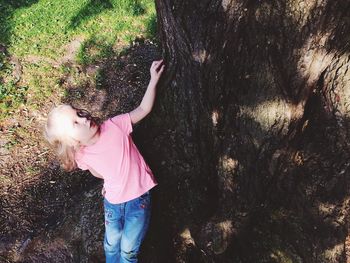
[0, 0, 38, 47]
[67, 0, 146, 30]
[0, 0, 38, 97]
[68, 0, 114, 29]
[130, 0, 147, 16]
[145, 12, 158, 40]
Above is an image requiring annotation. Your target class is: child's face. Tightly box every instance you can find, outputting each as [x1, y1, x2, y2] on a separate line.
[55, 105, 99, 146]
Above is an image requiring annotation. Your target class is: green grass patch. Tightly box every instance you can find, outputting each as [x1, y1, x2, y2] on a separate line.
[0, 0, 156, 121]
[76, 36, 114, 65]
[0, 81, 28, 112]
[145, 13, 157, 40]
[3, 0, 155, 59]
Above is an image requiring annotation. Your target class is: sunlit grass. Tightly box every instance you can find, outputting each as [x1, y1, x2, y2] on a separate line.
[0, 0, 156, 119]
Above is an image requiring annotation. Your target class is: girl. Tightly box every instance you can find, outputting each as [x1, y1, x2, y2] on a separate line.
[44, 60, 165, 263]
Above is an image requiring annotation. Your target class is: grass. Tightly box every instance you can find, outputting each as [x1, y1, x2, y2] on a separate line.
[0, 0, 156, 120]
[75, 36, 114, 66]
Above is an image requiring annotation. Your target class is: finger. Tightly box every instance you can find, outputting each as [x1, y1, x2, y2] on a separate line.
[151, 60, 163, 70]
[154, 59, 163, 65]
[158, 65, 165, 74]
[155, 61, 164, 70]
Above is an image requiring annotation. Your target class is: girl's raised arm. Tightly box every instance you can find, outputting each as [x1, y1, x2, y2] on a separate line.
[129, 60, 164, 124]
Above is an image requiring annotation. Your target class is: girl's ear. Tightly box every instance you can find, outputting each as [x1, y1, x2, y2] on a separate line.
[76, 141, 82, 147]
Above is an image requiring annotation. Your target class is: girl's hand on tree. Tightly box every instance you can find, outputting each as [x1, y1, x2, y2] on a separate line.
[129, 60, 163, 124]
[150, 60, 165, 83]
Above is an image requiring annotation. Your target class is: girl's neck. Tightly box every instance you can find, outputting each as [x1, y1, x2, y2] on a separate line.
[83, 126, 101, 146]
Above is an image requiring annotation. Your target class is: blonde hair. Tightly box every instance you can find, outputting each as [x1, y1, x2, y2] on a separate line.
[44, 105, 77, 171]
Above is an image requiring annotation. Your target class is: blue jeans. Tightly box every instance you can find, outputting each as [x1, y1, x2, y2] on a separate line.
[103, 191, 151, 263]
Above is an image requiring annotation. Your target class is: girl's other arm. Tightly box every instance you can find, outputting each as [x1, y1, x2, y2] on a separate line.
[130, 60, 164, 125]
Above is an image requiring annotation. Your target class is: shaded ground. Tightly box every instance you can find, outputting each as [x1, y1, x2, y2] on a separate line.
[0, 39, 161, 262]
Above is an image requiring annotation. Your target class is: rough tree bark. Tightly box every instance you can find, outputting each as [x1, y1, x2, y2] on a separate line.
[136, 0, 350, 262]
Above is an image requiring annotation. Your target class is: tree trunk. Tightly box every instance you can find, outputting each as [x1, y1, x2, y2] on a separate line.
[136, 0, 350, 262]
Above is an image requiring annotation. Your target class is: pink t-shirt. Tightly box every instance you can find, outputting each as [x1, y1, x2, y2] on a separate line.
[75, 113, 157, 204]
